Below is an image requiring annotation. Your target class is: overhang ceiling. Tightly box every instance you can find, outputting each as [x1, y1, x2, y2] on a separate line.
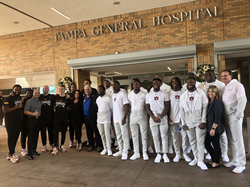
[0, 0, 195, 36]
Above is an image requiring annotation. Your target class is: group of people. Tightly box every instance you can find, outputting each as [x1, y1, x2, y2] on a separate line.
[2, 69, 247, 174]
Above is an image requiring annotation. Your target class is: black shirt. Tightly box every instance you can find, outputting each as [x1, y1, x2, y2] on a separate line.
[3, 95, 22, 118]
[69, 99, 83, 119]
[54, 95, 70, 117]
[0, 96, 4, 107]
[40, 94, 55, 117]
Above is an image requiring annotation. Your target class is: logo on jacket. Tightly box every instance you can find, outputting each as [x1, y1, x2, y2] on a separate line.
[154, 97, 159, 101]
[175, 95, 180, 99]
[114, 98, 116, 101]
[189, 97, 194, 101]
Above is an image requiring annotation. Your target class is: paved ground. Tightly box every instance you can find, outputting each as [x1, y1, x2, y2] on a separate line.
[0, 125, 249, 187]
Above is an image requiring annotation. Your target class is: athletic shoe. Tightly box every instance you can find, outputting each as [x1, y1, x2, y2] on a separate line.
[100, 149, 107, 155]
[69, 140, 73, 148]
[173, 154, 182, 163]
[130, 153, 140, 160]
[10, 156, 19, 163]
[51, 147, 58, 156]
[154, 154, 162, 163]
[198, 161, 208, 170]
[204, 149, 207, 154]
[232, 166, 246, 174]
[143, 153, 149, 161]
[21, 149, 28, 156]
[222, 154, 229, 162]
[60, 145, 67, 152]
[7, 154, 10, 160]
[50, 144, 54, 151]
[168, 147, 173, 154]
[107, 150, 112, 156]
[13, 153, 21, 160]
[163, 154, 170, 163]
[189, 159, 197, 166]
[73, 140, 77, 147]
[187, 146, 192, 154]
[183, 153, 192, 162]
[121, 153, 128, 160]
[205, 153, 211, 160]
[42, 145, 47, 153]
[224, 161, 237, 168]
[113, 151, 122, 157]
[148, 147, 154, 154]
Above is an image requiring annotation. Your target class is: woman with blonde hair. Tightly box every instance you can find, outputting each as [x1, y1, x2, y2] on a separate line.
[205, 85, 224, 168]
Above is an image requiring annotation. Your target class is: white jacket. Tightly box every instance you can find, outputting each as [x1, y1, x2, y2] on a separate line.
[198, 79, 225, 97]
[180, 88, 208, 127]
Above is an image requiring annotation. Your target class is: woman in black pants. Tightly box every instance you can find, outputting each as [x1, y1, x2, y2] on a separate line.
[205, 85, 224, 168]
[69, 90, 83, 151]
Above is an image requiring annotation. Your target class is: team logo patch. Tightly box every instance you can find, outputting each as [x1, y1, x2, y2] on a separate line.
[114, 98, 116, 101]
[175, 95, 180, 99]
[189, 97, 194, 101]
[4, 102, 9, 104]
[154, 97, 159, 101]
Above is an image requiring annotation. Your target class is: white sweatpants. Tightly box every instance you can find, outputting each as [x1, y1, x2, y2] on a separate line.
[150, 116, 169, 154]
[114, 122, 130, 153]
[186, 126, 206, 162]
[97, 123, 111, 150]
[130, 122, 147, 154]
[225, 115, 246, 167]
[169, 123, 181, 155]
[180, 127, 190, 154]
[220, 131, 228, 155]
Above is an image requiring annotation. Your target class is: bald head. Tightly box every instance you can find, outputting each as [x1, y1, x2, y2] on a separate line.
[43, 85, 49, 95]
[33, 89, 40, 99]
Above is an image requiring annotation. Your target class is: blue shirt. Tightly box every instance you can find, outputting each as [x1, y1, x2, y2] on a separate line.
[83, 95, 91, 116]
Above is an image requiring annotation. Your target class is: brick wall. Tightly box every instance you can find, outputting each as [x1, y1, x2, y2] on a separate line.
[0, 0, 249, 90]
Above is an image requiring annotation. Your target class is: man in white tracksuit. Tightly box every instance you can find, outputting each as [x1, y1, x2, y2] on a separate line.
[112, 81, 130, 160]
[198, 70, 229, 162]
[128, 79, 148, 161]
[180, 77, 208, 170]
[168, 77, 192, 163]
[96, 85, 113, 156]
[221, 69, 247, 174]
[146, 78, 170, 163]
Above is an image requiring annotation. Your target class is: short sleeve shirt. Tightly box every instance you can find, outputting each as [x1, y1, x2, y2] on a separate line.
[24, 97, 42, 117]
[128, 90, 146, 111]
[168, 90, 184, 123]
[112, 90, 129, 123]
[3, 95, 22, 118]
[146, 90, 169, 112]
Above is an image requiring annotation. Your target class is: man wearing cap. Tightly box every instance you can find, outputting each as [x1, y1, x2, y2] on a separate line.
[182, 71, 201, 91]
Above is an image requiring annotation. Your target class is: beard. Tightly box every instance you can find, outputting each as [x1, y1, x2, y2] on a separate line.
[187, 85, 196, 91]
[154, 87, 160, 91]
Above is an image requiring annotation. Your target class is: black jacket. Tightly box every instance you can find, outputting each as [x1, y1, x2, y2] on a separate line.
[206, 99, 224, 134]
[82, 93, 99, 124]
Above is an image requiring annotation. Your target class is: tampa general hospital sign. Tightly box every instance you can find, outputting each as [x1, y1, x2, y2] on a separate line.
[53, 6, 222, 41]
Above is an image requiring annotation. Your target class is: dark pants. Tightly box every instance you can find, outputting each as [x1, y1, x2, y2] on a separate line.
[69, 118, 75, 141]
[0, 109, 4, 124]
[53, 116, 68, 147]
[5, 117, 22, 155]
[21, 116, 28, 149]
[84, 116, 102, 147]
[28, 117, 41, 156]
[71, 117, 83, 143]
[205, 132, 221, 164]
[40, 116, 54, 146]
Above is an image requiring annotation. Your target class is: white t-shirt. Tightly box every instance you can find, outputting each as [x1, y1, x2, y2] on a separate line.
[106, 87, 126, 98]
[150, 83, 171, 93]
[128, 90, 147, 111]
[188, 91, 197, 113]
[198, 79, 225, 97]
[146, 90, 169, 112]
[140, 87, 148, 94]
[168, 89, 185, 123]
[96, 94, 112, 123]
[112, 90, 129, 123]
[182, 82, 201, 91]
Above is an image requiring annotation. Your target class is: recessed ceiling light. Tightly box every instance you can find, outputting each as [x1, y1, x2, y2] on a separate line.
[167, 67, 171, 70]
[51, 8, 70, 19]
[114, 71, 122, 75]
[13, 21, 19, 24]
[113, 1, 120, 5]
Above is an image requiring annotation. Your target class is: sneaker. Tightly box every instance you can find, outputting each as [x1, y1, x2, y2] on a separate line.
[130, 153, 140, 160]
[189, 159, 197, 166]
[222, 154, 229, 162]
[50, 144, 54, 151]
[173, 154, 182, 163]
[113, 151, 122, 157]
[204, 149, 207, 154]
[187, 146, 192, 154]
[51, 147, 58, 156]
[10, 155, 19, 163]
[148, 147, 154, 154]
[60, 145, 67, 152]
[163, 154, 170, 163]
[42, 145, 47, 153]
[21, 149, 28, 156]
[183, 153, 192, 162]
[198, 161, 208, 170]
[232, 166, 246, 174]
[69, 140, 73, 148]
[107, 150, 113, 156]
[121, 152, 128, 160]
[224, 161, 237, 168]
[205, 153, 211, 160]
[143, 153, 149, 161]
[168, 147, 173, 154]
[7, 154, 11, 160]
[154, 154, 162, 163]
[100, 149, 107, 155]
[13, 153, 21, 160]
[73, 140, 77, 147]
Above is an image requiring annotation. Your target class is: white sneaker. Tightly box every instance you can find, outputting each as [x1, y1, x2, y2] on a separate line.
[232, 166, 246, 174]
[187, 146, 192, 154]
[205, 153, 211, 160]
[224, 161, 237, 168]
[198, 161, 208, 170]
[107, 150, 112, 156]
[130, 153, 140, 160]
[189, 159, 197, 166]
[113, 151, 122, 157]
[154, 154, 162, 163]
[100, 149, 107, 155]
[163, 154, 170, 163]
[143, 153, 149, 161]
[148, 147, 154, 154]
[21, 149, 28, 156]
[168, 147, 173, 154]
[183, 153, 192, 162]
[41, 145, 47, 153]
[222, 154, 229, 162]
[121, 153, 128, 160]
[173, 154, 182, 163]
[204, 149, 207, 154]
